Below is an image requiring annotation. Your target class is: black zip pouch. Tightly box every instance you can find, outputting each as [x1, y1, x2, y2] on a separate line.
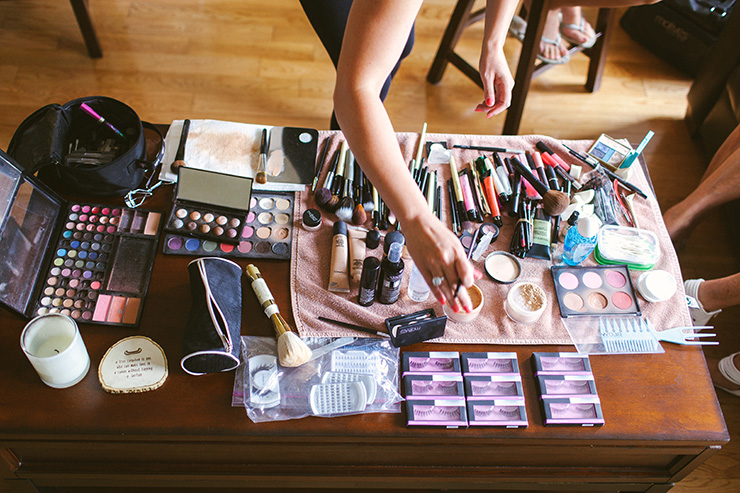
[8, 96, 160, 197]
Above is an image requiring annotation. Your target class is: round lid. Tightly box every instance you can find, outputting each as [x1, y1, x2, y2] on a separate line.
[576, 215, 601, 238]
[639, 270, 677, 302]
[366, 229, 381, 249]
[98, 336, 168, 393]
[303, 208, 322, 228]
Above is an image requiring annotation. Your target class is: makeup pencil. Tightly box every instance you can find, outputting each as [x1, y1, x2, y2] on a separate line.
[453, 144, 525, 154]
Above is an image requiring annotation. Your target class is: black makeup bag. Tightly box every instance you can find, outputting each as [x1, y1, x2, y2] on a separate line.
[8, 96, 161, 197]
[181, 257, 243, 375]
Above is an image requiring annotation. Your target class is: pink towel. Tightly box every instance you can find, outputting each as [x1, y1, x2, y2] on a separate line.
[290, 131, 691, 344]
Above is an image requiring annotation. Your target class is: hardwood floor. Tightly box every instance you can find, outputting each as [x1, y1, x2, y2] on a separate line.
[1, 1, 738, 491]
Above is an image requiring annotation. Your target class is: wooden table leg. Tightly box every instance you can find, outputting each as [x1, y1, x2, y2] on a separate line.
[69, 0, 103, 58]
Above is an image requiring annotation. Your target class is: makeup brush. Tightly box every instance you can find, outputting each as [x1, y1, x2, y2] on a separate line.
[315, 148, 340, 210]
[170, 119, 190, 172]
[311, 136, 331, 193]
[351, 160, 368, 225]
[336, 151, 356, 222]
[256, 128, 270, 184]
[509, 157, 570, 216]
[246, 264, 312, 367]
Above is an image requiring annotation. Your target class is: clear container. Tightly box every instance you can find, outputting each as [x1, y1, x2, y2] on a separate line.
[407, 264, 430, 302]
[562, 216, 600, 266]
[595, 225, 660, 270]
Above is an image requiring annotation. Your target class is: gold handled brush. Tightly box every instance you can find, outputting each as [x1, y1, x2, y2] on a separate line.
[246, 264, 312, 367]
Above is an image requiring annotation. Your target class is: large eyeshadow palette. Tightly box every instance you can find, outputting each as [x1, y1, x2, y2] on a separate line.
[0, 150, 160, 326]
[162, 191, 294, 259]
[551, 265, 641, 318]
[165, 167, 253, 245]
[37, 204, 161, 325]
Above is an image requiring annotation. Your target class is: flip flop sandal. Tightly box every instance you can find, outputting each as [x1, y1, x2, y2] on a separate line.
[716, 351, 740, 397]
[536, 35, 570, 65]
[560, 17, 597, 49]
[508, 14, 527, 42]
[684, 279, 722, 326]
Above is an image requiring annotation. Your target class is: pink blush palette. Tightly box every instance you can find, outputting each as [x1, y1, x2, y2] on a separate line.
[551, 265, 640, 318]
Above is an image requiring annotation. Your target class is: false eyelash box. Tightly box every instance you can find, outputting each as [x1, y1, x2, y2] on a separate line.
[466, 398, 528, 428]
[165, 167, 253, 244]
[0, 149, 161, 327]
[536, 374, 598, 398]
[541, 396, 604, 426]
[532, 352, 593, 375]
[464, 375, 524, 401]
[402, 351, 461, 376]
[403, 374, 465, 400]
[461, 352, 519, 376]
[405, 398, 468, 428]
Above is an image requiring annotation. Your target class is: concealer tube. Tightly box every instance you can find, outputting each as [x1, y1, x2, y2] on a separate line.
[328, 221, 350, 293]
[348, 226, 367, 283]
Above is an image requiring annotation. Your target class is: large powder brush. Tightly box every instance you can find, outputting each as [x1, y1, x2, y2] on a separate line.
[246, 264, 312, 367]
[509, 157, 570, 216]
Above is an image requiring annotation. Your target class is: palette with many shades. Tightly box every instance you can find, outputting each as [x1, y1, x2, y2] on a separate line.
[551, 265, 641, 318]
[162, 191, 294, 260]
[37, 204, 161, 326]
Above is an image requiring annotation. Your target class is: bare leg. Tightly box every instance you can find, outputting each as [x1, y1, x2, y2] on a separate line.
[695, 272, 740, 313]
[664, 124, 740, 243]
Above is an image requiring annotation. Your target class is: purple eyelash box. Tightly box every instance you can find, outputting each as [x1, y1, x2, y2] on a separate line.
[464, 375, 524, 401]
[466, 398, 528, 428]
[402, 351, 461, 376]
[537, 374, 598, 398]
[541, 396, 604, 426]
[403, 375, 465, 400]
[532, 352, 593, 375]
[405, 399, 468, 428]
[461, 352, 519, 376]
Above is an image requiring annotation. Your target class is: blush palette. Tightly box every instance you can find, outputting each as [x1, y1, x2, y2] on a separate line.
[162, 191, 294, 260]
[551, 265, 640, 318]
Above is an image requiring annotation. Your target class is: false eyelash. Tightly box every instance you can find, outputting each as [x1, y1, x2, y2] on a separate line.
[473, 406, 520, 419]
[470, 381, 517, 396]
[413, 405, 461, 420]
[549, 403, 597, 419]
[411, 380, 459, 395]
[541, 357, 585, 371]
[433, 358, 455, 369]
[250, 363, 278, 396]
[409, 358, 430, 369]
[544, 380, 591, 394]
[469, 358, 514, 372]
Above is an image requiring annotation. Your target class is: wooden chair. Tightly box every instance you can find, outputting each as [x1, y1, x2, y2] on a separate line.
[427, 0, 613, 134]
[69, 0, 102, 58]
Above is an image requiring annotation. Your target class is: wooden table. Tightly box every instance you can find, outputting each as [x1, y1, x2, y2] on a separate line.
[0, 152, 728, 493]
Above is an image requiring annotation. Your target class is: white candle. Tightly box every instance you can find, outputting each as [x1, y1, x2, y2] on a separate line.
[20, 314, 90, 388]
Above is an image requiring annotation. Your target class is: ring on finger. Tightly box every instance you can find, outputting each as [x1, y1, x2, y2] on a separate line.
[432, 276, 445, 287]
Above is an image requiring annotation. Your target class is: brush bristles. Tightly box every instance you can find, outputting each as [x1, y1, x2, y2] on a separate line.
[277, 331, 312, 367]
[352, 204, 367, 226]
[315, 187, 332, 208]
[542, 190, 570, 216]
[335, 196, 354, 222]
[256, 171, 267, 185]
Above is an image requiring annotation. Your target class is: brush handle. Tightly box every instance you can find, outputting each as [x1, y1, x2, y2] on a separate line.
[175, 119, 190, 161]
[509, 157, 549, 197]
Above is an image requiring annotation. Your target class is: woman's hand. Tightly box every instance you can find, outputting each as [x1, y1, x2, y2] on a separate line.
[476, 46, 514, 118]
[401, 212, 482, 313]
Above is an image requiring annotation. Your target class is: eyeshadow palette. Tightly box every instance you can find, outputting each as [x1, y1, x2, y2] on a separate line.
[466, 399, 528, 428]
[551, 265, 641, 318]
[165, 167, 253, 245]
[405, 399, 468, 428]
[162, 191, 294, 259]
[403, 375, 465, 400]
[0, 150, 160, 327]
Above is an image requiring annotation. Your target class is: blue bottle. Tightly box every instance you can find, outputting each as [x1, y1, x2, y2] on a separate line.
[562, 215, 601, 266]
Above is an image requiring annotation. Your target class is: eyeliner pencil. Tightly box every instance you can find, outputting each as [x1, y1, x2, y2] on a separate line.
[563, 145, 648, 199]
[318, 317, 390, 338]
[453, 144, 524, 154]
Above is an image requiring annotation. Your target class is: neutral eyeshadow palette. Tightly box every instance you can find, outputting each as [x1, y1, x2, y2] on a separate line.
[162, 191, 294, 260]
[0, 150, 160, 326]
[551, 265, 641, 318]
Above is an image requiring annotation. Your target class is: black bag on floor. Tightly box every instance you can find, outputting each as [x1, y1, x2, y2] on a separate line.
[8, 96, 159, 197]
[620, 1, 735, 75]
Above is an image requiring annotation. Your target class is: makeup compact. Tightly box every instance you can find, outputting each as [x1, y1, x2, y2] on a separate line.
[163, 190, 295, 260]
[0, 149, 161, 326]
[165, 167, 253, 244]
[551, 265, 641, 318]
[587, 131, 653, 173]
[484, 251, 521, 284]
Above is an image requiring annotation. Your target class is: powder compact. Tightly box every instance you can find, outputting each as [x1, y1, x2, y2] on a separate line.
[551, 265, 641, 318]
[0, 149, 161, 326]
[165, 167, 253, 245]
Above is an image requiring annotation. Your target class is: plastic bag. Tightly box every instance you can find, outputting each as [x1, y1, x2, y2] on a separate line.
[232, 336, 403, 423]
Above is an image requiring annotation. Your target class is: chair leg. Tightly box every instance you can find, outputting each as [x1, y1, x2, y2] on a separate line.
[504, 0, 550, 135]
[585, 9, 613, 93]
[427, 0, 476, 84]
[69, 0, 103, 58]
